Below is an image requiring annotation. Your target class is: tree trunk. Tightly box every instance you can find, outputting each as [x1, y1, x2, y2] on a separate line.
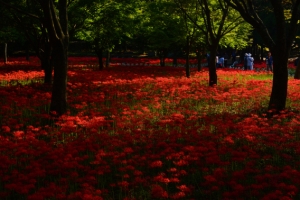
[106, 50, 110, 67]
[208, 44, 218, 86]
[159, 50, 165, 67]
[50, 39, 68, 115]
[185, 36, 190, 78]
[41, 57, 52, 84]
[4, 43, 7, 64]
[39, 39, 52, 84]
[173, 51, 177, 67]
[268, 50, 288, 111]
[39, 0, 69, 116]
[96, 48, 104, 70]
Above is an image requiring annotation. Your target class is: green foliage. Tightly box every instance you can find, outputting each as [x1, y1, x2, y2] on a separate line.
[73, 0, 138, 51]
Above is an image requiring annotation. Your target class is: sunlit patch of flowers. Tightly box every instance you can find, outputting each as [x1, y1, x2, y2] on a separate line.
[1, 57, 300, 199]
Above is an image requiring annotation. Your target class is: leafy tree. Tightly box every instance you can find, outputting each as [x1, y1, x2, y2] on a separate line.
[143, 0, 186, 67]
[0, 0, 55, 83]
[74, 0, 137, 70]
[175, 0, 252, 86]
[0, 5, 24, 63]
[224, 0, 300, 111]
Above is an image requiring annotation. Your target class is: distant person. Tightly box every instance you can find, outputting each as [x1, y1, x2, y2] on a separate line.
[247, 53, 254, 70]
[218, 56, 225, 68]
[266, 51, 273, 72]
[244, 53, 248, 70]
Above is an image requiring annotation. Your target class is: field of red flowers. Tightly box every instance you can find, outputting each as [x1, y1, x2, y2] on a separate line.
[1, 56, 300, 199]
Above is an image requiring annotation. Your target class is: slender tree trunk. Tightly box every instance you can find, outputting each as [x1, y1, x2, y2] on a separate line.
[96, 49, 104, 70]
[268, 49, 288, 111]
[185, 36, 190, 78]
[208, 44, 218, 86]
[173, 51, 177, 67]
[159, 50, 165, 67]
[96, 48, 104, 70]
[106, 50, 110, 67]
[4, 43, 7, 64]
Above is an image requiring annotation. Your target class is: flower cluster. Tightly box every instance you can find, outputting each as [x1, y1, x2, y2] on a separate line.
[1, 57, 300, 199]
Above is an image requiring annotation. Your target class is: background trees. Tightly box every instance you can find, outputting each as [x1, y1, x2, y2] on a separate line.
[175, 0, 252, 85]
[2, 0, 300, 115]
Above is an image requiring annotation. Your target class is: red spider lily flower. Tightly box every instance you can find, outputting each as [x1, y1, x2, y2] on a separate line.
[150, 160, 163, 168]
[117, 181, 129, 188]
[1, 126, 10, 133]
[13, 130, 24, 138]
[151, 185, 169, 199]
[170, 191, 186, 199]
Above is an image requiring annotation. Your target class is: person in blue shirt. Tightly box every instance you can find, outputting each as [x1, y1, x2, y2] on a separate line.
[218, 56, 224, 68]
[266, 51, 273, 72]
[247, 53, 254, 70]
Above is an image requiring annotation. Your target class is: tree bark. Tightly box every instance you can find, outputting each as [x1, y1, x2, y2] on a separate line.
[50, 39, 68, 115]
[268, 49, 288, 111]
[106, 50, 110, 67]
[41, 56, 52, 84]
[96, 48, 104, 70]
[173, 51, 177, 67]
[4, 43, 7, 64]
[208, 43, 218, 86]
[159, 50, 165, 67]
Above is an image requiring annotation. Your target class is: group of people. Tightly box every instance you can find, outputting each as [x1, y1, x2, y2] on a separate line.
[242, 51, 273, 72]
[206, 50, 274, 72]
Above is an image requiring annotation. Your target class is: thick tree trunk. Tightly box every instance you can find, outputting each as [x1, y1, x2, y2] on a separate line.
[41, 57, 52, 84]
[185, 36, 190, 78]
[4, 43, 7, 64]
[50, 39, 68, 115]
[268, 50, 288, 111]
[38, 40, 52, 84]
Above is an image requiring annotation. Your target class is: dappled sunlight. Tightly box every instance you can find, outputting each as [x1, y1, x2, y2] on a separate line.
[1, 57, 300, 199]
